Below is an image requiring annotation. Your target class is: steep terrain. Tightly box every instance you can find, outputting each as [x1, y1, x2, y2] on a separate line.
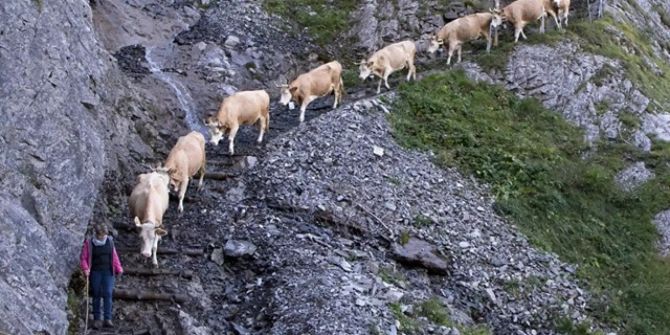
[2, 0, 670, 334]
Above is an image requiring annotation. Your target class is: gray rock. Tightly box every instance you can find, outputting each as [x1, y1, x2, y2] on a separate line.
[178, 310, 212, 335]
[654, 210, 670, 256]
[391, 238, 449, 274]
[225, 35, 241, 48]
[615, 162, 655, 192]
[224, 240, 257, 257]
[211, 248, 225, 266]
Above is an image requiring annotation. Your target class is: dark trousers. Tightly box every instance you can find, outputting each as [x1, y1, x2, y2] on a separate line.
[90, 270, 115, 320]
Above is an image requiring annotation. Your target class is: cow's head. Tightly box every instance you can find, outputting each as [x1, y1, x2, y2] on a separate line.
[277, 84, 294, 106]
[428, 35, 444, 54]
[134, 217, 167, 259]
[153, 166, 174, 189]
[490, 8, 505, 28]
[166, 168, 181, 193]
[204, 116, 225, 146]
[359, 59, 375, 80]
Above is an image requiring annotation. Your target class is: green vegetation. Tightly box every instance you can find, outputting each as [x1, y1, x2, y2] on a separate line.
[378, 266, 407, 288]
[568, 17, 670, 110]
[32, 0, 43, 12]
[656, 5, 670, 29]
[412, 214, 434, 227]
[67, 272, 86, 335]
[389, 298, 491, 335]
[473, 37, 515, 72]
[390, 302, 420, 333]
[391, 70, 670, 334]
[399, 229, 411, 245]
[263, 0, 357, 45]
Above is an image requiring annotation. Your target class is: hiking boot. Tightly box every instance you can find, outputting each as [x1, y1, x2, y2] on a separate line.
[92, 320, 103, 330]
[103, 320, 114, 328]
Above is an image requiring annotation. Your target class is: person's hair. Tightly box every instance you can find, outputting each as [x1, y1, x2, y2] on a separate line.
[94, 224, 108, 237]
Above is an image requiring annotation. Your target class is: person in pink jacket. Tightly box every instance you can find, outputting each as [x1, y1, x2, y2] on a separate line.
[80, 224, 123, 329]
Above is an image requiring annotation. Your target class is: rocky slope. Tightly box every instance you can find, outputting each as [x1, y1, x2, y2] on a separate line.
[1, 0, 670, 334]
[0, 1, 173, 333]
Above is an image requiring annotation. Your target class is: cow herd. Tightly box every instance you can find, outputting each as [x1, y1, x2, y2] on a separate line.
[126, 0, 571, 266]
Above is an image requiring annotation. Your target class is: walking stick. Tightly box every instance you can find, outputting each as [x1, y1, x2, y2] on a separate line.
[83, 274, 89, 334]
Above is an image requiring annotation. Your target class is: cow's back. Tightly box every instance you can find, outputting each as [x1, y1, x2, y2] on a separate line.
[507, 0, 544, 22]
[379, 41, 415, 69]
[224, 90, 269, 124]
[129, 172, 169, 221]
[175, 131, 206, 176]
[293, 64, 339, 97]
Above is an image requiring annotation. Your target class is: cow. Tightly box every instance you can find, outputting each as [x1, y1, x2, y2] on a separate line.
[129, 170, 170, 266]
[163, 131, 206, 213]
[358, 40, 417, 94]
[278, 61, 344, 123]
[205, 90, 270, 155]
[427, 13, 496, 64]
[491, 0, 547, 43]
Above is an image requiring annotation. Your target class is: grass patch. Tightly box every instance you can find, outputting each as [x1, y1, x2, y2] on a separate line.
[263, 0, 357, 46]
[391, 70, 670, 334]
[656, 5, 670, 29]
[390, 303, 420, 334]
[567, 17, 670, 110]
[413, 214, 434, 227]
[378, 266, 407, 288]
[32, 0, 43, 12]
[66, 271, 87, 335]
[474, 36, 515, 72]
[417, 298, 492, 334]
[399, 230, 411, 245]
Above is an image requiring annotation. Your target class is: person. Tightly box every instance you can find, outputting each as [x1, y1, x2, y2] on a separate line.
[79, 223, 123, 329]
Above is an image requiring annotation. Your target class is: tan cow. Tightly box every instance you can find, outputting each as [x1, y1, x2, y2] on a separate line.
[164, 131, 206, 213]
[358, 40, 417, 94]
[491, 0, 546, 42]
[279, 61, 344, 123]
[205, 90, 270, 155]
[129, 170, 170, 266]
[428, 13, 496, 64]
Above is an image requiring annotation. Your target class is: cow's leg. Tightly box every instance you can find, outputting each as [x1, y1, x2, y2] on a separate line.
[197, 161, 205, 192]
[485, 29, 492, 52]
[257, 117, 266, 143]
[408, 59, 416, 81]
[540, 14, 546, 33]
[152, 238, 159, 267]
[227, 124, 239, 155]
[299, 98, 314, 123]
[383, 71, 391, 90]
[447, 46, 454, 65]
[552, 12, 561, 30]
[332, 85, 340, 109]
[457, 45, 463, 63]
[521, 27, 528, 39]
[514, 23, 525, 42]
[563, 9, 569, 26]
[376, 77, 383, 94]
[177, 178, 188, 213]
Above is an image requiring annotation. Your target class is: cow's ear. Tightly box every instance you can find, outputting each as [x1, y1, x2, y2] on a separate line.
[367, 61, 374, 67]
[289, 86, 298, 94]
[167, 167, 177, 175]
[134, 217, 142, 228]
[155, 228, 168, 237]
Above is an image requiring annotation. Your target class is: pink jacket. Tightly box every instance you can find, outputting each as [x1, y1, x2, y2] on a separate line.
[80, 237, 124, 276]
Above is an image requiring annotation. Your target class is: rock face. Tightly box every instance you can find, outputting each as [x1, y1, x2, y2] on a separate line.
[503, 42, 652, 148]
[0, 1, 163, 333]
[615, 162, 655, 192]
